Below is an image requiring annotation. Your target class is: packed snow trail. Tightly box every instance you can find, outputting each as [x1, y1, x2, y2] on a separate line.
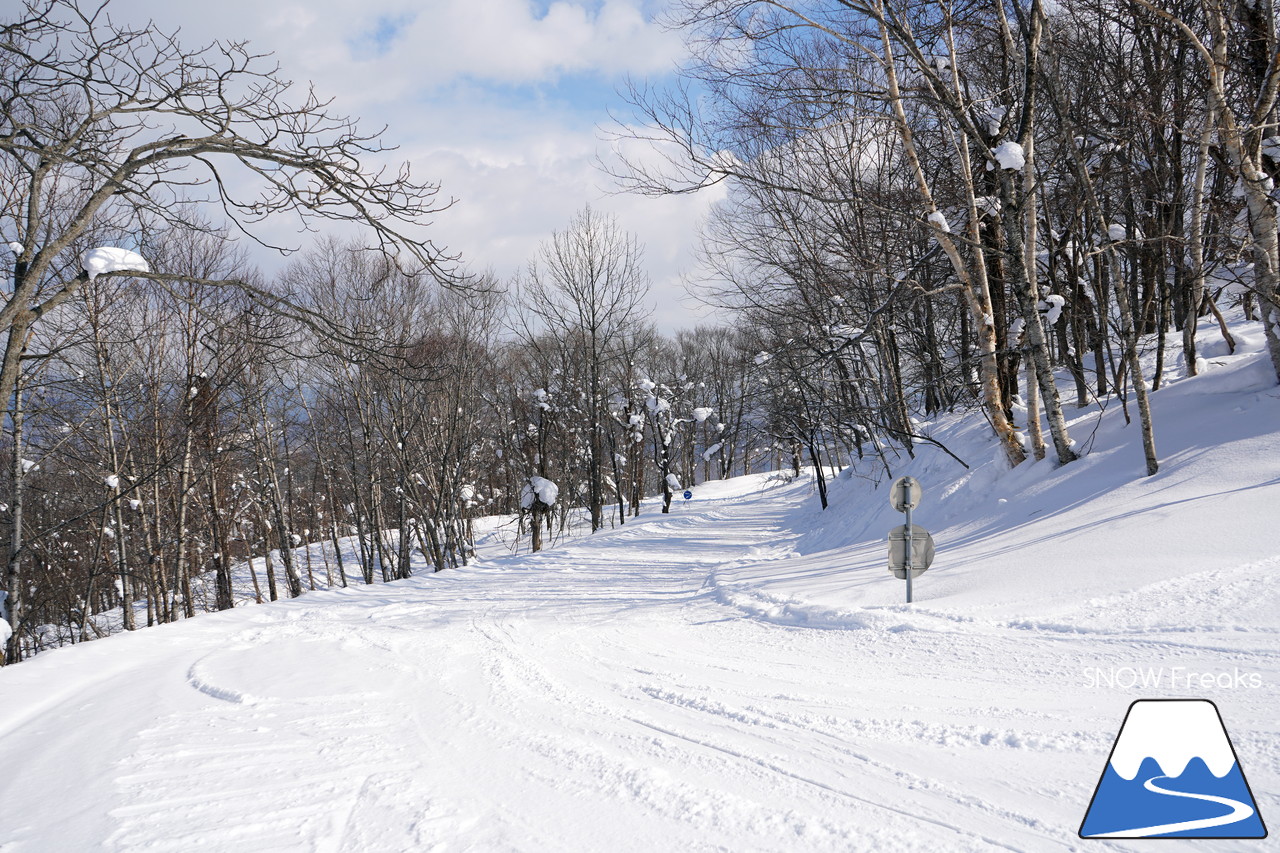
[0, 473, 1276, 851]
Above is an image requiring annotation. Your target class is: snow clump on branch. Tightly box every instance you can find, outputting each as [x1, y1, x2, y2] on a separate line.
[520, 476, 559, 509]
[82, 247, 149, 281]
[646, 395, 670, 414]
[993, 142, 1025, 171]
[1039, 294, 1066, 326]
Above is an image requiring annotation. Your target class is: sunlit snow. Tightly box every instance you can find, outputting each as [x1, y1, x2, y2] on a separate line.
[1, 309, 1277, 851]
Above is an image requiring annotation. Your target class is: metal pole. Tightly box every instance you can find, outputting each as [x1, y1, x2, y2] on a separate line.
[903, 482, 913, 604]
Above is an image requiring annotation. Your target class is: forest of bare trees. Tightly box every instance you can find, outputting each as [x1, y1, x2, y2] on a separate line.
[610, 0, 1278, 477]
[4, 0, 1278, 662]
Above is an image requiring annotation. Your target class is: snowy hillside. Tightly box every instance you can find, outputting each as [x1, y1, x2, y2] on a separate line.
[0, 320, 1277, 851]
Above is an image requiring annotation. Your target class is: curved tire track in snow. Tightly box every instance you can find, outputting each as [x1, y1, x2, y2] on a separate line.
[444, 510, 1070, 850]
[185, 655, 261, 705]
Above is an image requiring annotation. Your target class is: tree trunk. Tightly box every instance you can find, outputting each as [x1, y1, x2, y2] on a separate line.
[1184, 119, 1212, 377]
[3, 378, 27, 664]
[876, 20, 1026, 469]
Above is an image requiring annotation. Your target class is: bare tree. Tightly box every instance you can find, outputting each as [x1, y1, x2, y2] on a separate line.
[1128, 0, 1280, 382]
[0, 0, 470, 655]
[517, 207, 650, 532]
[607, 0, 1040, 469]
[0, 0, 464, 418]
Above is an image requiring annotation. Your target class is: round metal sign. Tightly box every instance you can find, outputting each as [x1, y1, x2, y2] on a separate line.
[890, 476, 922, 512]
[887, 523, 935, 578]
[683, 490, 693, 501]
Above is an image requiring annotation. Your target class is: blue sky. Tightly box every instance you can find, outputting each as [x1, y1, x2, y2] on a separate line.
[347, 12, 417, 59]
[108, 0, 725, 330]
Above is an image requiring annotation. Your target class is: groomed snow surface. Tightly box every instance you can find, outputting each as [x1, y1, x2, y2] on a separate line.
[1, 311, 1278, 851]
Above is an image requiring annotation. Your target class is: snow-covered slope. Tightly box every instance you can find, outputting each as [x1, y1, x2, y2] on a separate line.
[710, 328, 1280, 628]
[0, 315, 1277, 852]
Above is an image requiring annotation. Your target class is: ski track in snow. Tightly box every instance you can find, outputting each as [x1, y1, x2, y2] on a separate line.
[0, 465, 1277, 851]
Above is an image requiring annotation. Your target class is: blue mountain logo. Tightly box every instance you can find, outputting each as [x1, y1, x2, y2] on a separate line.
[1080, 699, 1267, 839]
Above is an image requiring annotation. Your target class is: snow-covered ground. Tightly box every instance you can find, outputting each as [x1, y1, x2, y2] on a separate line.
[1, 314, 1277, 851]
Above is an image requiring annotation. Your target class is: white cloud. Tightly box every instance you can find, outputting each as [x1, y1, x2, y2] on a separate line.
[89, 0, 715, 330]
[127, 0, 682, 103]
[411, 105, 724, 332]
[399, 0, 681, 85]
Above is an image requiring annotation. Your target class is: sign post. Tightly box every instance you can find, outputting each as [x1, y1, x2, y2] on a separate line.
[888, 476, 934, 603]
[904, 492, 914, 603]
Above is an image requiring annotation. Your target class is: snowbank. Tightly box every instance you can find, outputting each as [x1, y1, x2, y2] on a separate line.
[705, 305, 1280, 632]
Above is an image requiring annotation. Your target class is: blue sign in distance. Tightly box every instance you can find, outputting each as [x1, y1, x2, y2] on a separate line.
[683, 490, 693, 500]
